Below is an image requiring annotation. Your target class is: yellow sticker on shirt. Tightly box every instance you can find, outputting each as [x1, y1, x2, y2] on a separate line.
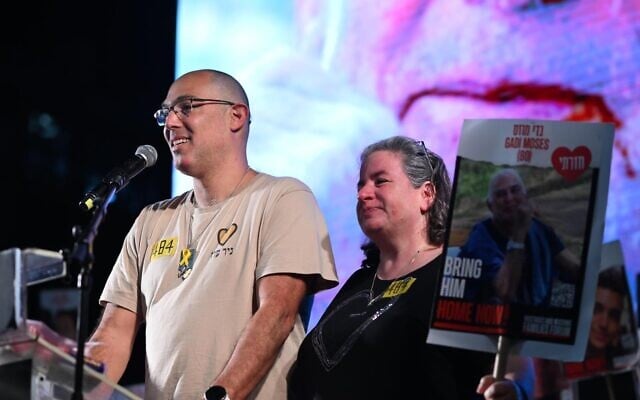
[151, 237, 178, 259]
[382, 277, 416, 298]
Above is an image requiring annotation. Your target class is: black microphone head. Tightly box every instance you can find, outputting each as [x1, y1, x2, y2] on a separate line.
[135, 145, 158, 167]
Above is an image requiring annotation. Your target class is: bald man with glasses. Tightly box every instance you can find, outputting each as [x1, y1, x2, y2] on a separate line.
[85, 69, 339, 400]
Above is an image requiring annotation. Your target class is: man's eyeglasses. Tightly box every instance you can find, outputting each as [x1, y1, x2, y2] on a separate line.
[416, 140, 435, 178]
[153, 97, 236, 126]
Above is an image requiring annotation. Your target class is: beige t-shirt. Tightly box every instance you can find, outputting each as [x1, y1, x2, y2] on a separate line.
[100, 173, 338, 399]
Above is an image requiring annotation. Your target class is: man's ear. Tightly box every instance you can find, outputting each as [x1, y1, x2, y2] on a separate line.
[229, 104, 249, 132]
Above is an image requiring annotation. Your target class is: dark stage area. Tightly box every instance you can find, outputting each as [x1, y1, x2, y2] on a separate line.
[2, 1, 177, 385]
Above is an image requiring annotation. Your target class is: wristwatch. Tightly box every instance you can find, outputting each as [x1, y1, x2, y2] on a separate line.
[506, 240, 525, 252]
[205, 385, 230, 400]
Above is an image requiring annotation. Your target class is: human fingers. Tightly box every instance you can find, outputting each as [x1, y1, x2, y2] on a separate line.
[476, 375, 497, 394]
[483, 380, 518, 400]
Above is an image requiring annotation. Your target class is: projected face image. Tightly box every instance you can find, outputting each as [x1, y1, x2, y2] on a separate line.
[179, 0, 640, 328]
[312, 1, 635, 160]
[296, 0, 639, 324]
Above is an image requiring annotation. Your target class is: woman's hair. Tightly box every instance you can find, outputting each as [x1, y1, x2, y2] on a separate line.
[359, 135, 451, 267]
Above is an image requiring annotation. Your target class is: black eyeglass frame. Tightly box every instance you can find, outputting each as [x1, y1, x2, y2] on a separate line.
[153, 97, 236, 126]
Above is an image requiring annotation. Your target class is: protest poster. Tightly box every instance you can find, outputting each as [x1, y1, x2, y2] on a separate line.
[427, 119, 614, 361]
[563, 240, 638, 379]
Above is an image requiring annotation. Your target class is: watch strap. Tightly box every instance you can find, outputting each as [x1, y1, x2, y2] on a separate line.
[507, 239, 525, 251]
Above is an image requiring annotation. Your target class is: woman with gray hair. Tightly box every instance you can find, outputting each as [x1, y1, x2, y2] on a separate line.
[288, 136, 528, 399]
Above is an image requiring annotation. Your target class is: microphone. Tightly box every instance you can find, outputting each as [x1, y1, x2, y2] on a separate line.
[79, 145, 158, 211]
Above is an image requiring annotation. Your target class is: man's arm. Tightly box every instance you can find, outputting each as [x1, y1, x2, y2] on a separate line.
[493, 199, 532, 303]
[210, 273, 308, 400]
[493, 248, 527, 302]
[86, 303, 140, 384]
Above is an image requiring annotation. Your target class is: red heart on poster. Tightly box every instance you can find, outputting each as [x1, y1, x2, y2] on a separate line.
[551, 146, 592, 182]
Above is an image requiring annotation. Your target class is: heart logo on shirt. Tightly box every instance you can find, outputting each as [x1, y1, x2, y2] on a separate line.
[217, 223, 238, 245]
[551, 146, 592, 182]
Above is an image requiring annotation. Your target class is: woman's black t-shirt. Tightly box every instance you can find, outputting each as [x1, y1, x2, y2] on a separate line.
[288, 254, 494, 400]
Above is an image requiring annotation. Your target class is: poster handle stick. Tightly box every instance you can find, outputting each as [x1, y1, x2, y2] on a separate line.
[605, 374, 616, 400]
[492, 335, 512, 379]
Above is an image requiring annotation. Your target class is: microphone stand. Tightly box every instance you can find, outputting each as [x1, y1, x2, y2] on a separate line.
[67, 185, 117, 400]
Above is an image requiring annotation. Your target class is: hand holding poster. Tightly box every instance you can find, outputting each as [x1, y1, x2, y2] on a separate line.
[427, 119, 614, 361]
